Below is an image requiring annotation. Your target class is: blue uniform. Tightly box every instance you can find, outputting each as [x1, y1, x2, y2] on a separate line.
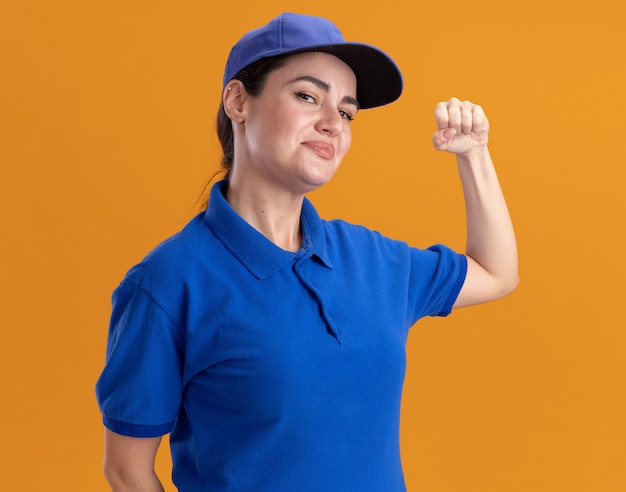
[96, 180, 467, 491]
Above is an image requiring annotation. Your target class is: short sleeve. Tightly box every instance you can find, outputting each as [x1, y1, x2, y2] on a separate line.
[407, 244, 467, 322]
[95, 279, 185, 437]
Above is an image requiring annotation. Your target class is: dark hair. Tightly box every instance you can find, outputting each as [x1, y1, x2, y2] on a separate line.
[196, 55, 291, 209]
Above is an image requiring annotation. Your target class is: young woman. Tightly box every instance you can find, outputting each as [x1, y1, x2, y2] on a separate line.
[96, 12, 518, 491]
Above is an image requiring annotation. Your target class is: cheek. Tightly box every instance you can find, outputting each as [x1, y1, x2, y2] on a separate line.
[246, 108, 285, 154]
[338, 130, 352, 157]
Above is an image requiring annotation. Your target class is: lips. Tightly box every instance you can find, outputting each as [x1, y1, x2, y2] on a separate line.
[302, 141, 336, 160]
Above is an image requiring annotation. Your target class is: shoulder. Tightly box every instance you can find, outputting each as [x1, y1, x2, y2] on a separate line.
[321, 218, 412, 264]
[322, 218, 465, 276]
[322, 218, 389, 243]
[115, 213, 218, 305]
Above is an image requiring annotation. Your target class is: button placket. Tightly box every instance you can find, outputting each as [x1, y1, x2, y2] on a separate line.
[293, 257, 341, 343]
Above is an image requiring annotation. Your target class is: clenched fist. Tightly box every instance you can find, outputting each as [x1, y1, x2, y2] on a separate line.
[432, 97, 489, 155]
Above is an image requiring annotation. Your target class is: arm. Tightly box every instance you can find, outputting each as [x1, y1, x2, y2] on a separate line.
[103, 428, 165, 492]
[432, 98, 519, 308]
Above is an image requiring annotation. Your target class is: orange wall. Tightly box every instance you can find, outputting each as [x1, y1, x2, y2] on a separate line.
[1, 1, 625, 490]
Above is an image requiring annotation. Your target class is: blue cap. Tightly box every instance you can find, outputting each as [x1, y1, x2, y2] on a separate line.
[223, 13, 403, 109]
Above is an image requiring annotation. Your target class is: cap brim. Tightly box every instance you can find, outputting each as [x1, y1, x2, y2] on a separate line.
[283, 43, 403, 109]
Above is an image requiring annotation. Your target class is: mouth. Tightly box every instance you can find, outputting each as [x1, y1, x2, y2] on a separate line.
[302, 141, 336, 160]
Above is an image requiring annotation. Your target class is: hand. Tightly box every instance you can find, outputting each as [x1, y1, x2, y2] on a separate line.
[432, 98, 489, 155]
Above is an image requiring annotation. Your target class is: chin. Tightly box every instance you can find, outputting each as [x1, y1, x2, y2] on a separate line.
[307, 164, 340, 184]
[302, 171, 336, 191]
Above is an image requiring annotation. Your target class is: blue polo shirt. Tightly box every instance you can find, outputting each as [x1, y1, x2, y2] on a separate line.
[96, 180, 467, 491]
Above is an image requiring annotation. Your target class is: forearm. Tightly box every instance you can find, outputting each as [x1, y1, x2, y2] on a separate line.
[457, 146, 518, 302]
[103, 430, 165, 492]
[104, 466, 165, 492]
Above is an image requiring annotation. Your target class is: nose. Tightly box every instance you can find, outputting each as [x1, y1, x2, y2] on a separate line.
[315, 104, 344, 137]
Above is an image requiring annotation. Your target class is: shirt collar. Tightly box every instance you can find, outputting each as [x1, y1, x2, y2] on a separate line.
[204, 180, 332, 279]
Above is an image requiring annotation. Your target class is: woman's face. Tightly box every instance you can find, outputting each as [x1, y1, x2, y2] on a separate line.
[236, 51, 358, 195]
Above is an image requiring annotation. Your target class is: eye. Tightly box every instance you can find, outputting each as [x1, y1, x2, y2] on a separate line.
[339, 110, 354, 121]
[296, 92, 316, 104]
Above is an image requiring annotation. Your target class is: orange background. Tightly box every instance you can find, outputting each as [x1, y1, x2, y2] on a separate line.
[1, 1, 625, 490]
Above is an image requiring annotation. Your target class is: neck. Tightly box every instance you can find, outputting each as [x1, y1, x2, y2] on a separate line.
[225, 177, 304, 253]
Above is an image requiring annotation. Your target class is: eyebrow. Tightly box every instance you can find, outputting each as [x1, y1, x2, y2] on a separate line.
[289, 75, 360, 109]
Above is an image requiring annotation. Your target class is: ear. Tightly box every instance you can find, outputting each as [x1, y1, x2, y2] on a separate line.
[223, 80, 247, 123]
